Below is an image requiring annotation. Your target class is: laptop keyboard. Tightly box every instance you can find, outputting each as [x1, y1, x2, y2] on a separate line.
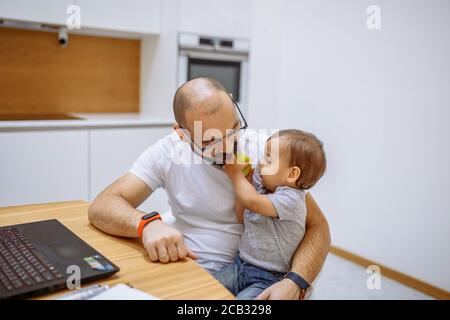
[0, 227, 63, 292]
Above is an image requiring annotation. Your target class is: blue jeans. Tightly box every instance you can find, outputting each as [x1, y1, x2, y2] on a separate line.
[213, 256, 285, 300]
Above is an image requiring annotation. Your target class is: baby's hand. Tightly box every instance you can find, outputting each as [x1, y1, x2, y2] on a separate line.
[223, 153, 251, 176]
[223, 165, 246, 177]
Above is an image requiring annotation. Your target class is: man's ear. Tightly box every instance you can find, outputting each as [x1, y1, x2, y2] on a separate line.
[172, 122, 186, 141]
[287, 166, 301, 184]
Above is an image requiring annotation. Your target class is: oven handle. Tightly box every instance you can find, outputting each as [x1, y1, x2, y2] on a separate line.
[180, 49, 248, 62]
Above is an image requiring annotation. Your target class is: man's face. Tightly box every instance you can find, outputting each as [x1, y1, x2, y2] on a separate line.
[183, 93, 240, 164]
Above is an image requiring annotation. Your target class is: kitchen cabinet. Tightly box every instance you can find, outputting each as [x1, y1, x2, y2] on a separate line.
[179, 0, 253, 39]
[1, 0, 252, 38]
[0, 0, 161, 36]
[0, 130, 89, 207]
[0, 125, 171, 212]
[0, 0, 73, 26]
[89, 127, 171, 213]
[76, 0, 161, 35]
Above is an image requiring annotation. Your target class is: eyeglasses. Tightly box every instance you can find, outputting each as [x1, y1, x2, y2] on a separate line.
[179, 95, 248, 154]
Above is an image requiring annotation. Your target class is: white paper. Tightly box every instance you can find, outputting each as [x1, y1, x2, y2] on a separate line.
[89, 284, 160, 300]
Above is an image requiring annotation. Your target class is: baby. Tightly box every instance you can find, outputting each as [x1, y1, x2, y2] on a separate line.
[214, 129, 326, 300]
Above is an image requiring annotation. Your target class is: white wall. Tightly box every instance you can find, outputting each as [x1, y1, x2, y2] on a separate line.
[247, 0, 284, 128]
[140, 0, 179, 119]
[248, 0, 450, 291]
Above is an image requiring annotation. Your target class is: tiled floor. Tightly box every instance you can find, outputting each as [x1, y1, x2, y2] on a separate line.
[310, 254, 434, 300]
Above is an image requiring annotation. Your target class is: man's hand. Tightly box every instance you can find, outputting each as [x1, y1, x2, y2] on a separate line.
[255, 278, 301, 300]
[142, 220, 197, 263]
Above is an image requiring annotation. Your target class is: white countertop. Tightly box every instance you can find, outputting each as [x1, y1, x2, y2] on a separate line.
[0, 113, 174, 131]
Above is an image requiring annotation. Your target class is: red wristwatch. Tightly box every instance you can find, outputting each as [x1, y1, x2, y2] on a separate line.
[138, 211, 162, 238]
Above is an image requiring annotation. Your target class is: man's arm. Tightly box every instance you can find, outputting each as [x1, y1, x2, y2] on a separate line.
[256, 192, 331, 299]
[291, 193, 330, 283]
[88, 172, 197, 263]
[88, 173, 151, 237]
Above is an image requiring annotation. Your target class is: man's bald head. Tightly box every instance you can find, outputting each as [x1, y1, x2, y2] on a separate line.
[173, 78, 231, 127]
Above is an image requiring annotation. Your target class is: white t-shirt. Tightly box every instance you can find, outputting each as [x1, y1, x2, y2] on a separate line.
[129, 129, 267, 272]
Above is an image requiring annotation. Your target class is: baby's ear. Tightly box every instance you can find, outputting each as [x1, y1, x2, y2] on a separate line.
[287, 166, 301, 183]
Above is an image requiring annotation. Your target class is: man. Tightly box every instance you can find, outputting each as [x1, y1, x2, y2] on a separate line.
[88, 78, 330, 299]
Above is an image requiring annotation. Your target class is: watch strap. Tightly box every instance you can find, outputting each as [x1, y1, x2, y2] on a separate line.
[138, 212, 161, 238]
[284, 272, 311, 300]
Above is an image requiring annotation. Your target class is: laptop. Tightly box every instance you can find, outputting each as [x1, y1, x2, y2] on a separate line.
[0, 219, 119, 300]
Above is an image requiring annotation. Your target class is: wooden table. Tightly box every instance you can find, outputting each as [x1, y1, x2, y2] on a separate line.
[0, 201, 234, 300]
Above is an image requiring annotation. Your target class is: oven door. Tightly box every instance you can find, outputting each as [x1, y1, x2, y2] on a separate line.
[178, 51, 248, 114]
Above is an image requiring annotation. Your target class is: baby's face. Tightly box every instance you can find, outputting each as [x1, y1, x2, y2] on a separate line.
[259, 137, 292, 191]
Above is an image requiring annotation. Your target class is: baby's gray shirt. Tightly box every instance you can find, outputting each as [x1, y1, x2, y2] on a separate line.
[239, 168, 307, 273]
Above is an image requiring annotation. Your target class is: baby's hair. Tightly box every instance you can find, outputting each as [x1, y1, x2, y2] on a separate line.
[271, 129, 326, 189]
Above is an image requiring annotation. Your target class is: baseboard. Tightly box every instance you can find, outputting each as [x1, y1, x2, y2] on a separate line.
[330, 246, 450, 300]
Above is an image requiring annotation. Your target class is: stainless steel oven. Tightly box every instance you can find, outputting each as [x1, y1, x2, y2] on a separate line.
[178, 32, 250, 114]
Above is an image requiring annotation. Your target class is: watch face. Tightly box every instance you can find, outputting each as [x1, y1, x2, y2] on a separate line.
[142, 212, 159, 220]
